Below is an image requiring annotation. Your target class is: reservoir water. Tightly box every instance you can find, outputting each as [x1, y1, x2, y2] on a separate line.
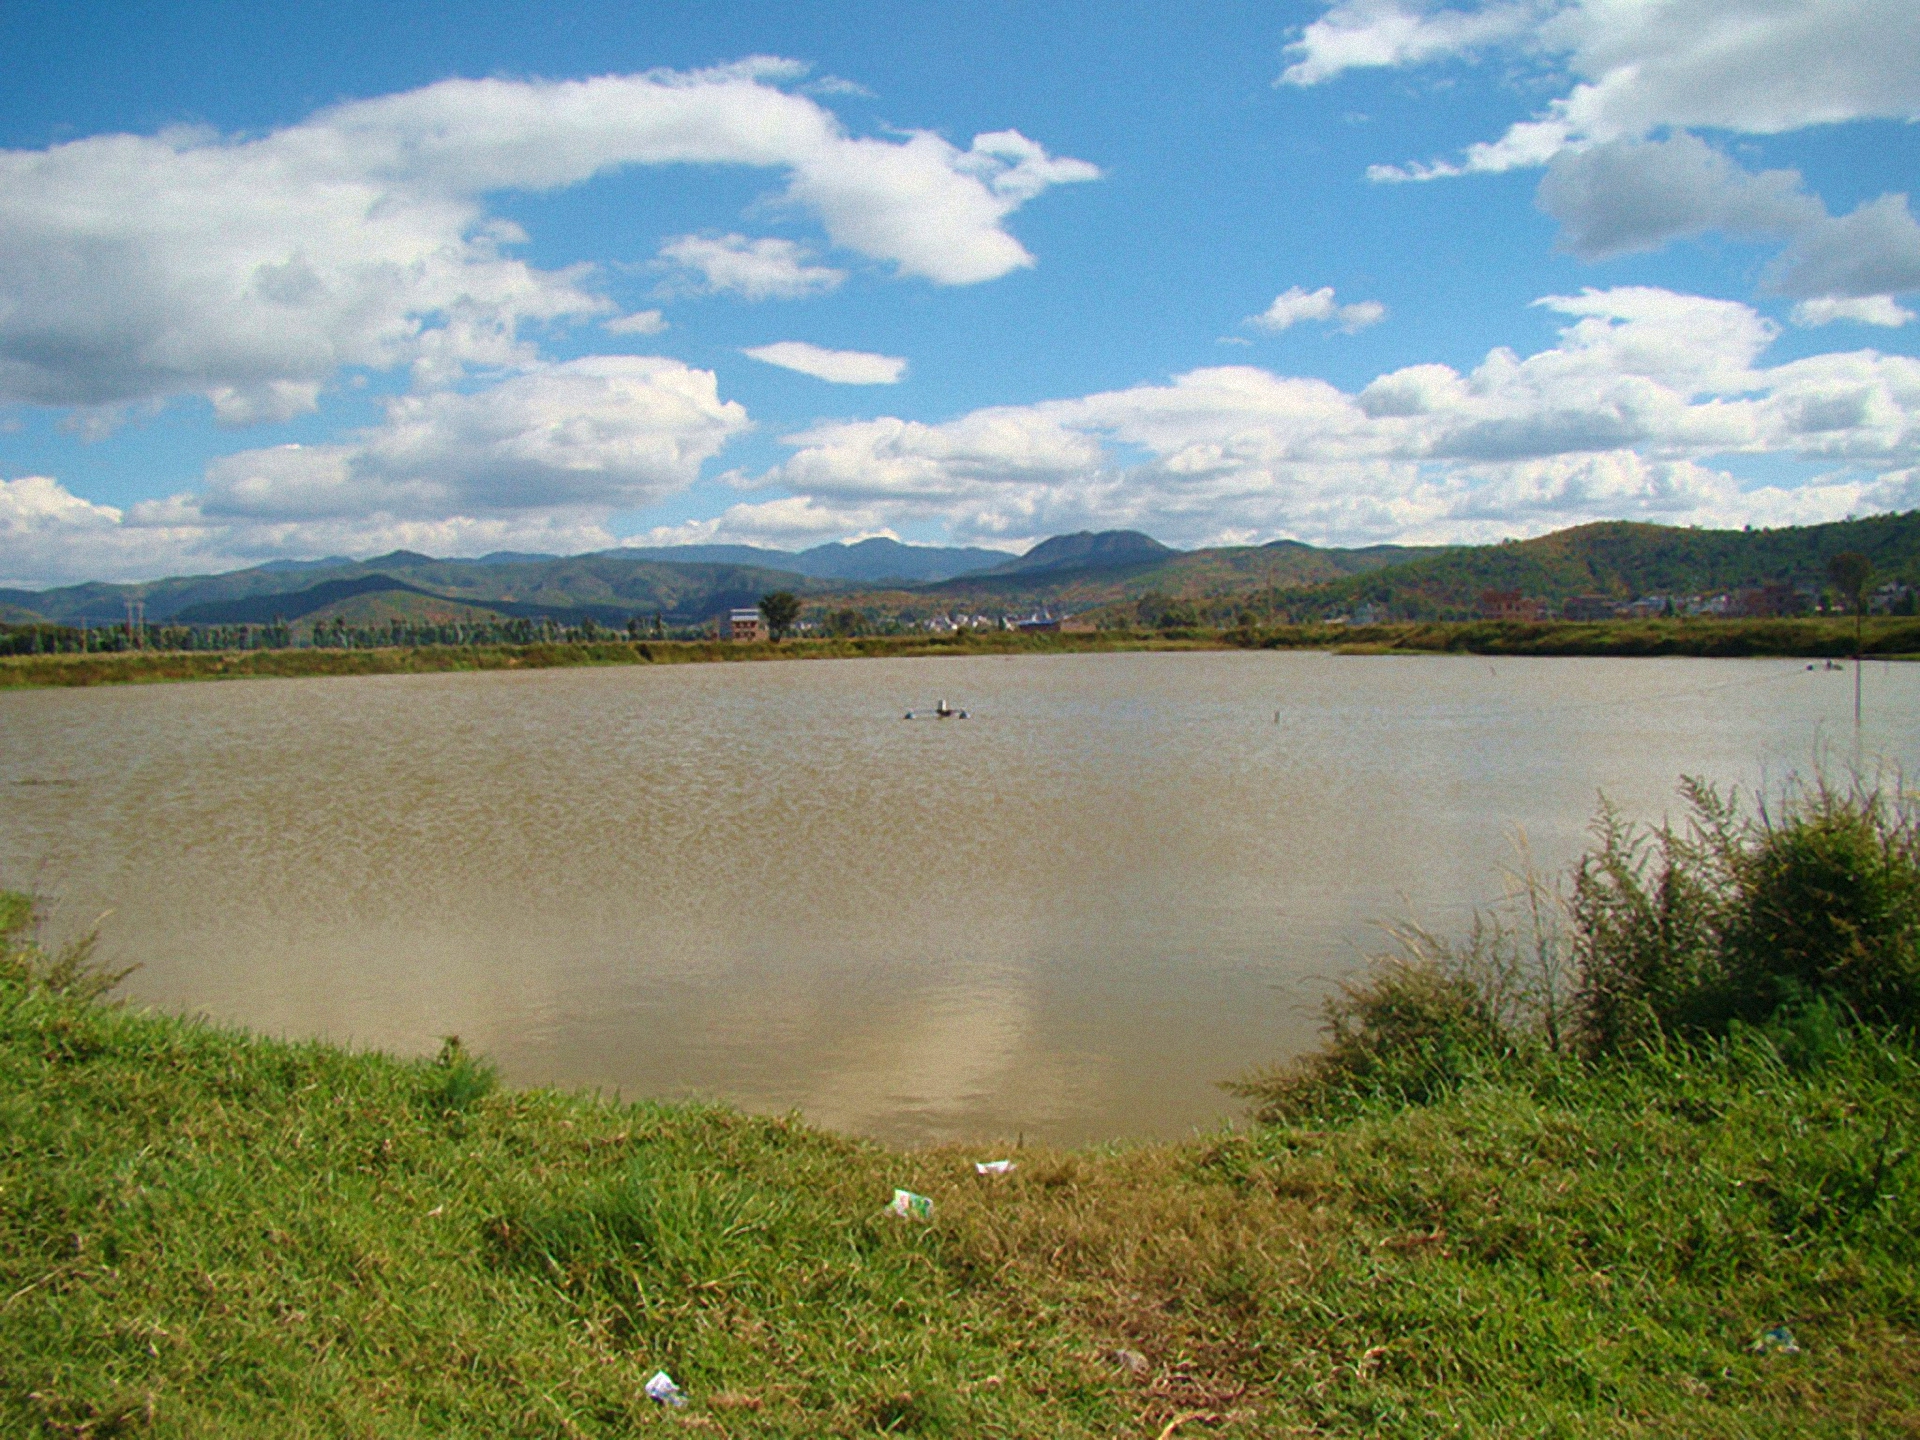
[2, 650, 1913, 1144]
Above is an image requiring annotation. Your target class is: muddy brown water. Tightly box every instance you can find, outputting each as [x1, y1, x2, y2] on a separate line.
[3, 650, 1913, 1144]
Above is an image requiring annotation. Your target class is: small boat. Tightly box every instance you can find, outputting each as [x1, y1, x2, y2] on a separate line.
[904, 698, 969, 719]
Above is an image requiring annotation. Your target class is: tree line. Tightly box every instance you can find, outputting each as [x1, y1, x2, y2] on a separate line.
[0, 614, 687, 657]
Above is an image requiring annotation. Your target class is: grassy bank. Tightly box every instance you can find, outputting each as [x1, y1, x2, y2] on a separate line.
[0, 631, 1215, 691]
[6, 773, 1920, 1440]
[3, 616, 1917, 691]
[1280, 614, 1920, 659]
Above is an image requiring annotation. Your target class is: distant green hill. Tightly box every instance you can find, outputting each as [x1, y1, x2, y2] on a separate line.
[12, 552, 838, 628]
[174, 573, 461, 624]
[880, 534, 1436, 610]
[977, 529, 1175, 576]
[422, 552, 831, 625]
[1274, 514, 1920, 620]
[1147, 538, 1436, 593]
[294, 588, 517, 631]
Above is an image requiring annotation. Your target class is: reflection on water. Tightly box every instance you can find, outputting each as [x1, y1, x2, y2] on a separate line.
[2, 651, 1913, 1143]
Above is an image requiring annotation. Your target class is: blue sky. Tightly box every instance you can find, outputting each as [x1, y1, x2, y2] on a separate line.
[2, 0, 1918, 585]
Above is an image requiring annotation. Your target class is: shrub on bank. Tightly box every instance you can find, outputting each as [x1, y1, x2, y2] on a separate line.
[1725, 789, 1920, 1026]
[1236, 778, 1920, 1122]
[1574, 780, 1920, 1046]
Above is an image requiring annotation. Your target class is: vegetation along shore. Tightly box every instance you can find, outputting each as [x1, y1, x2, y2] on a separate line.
[2, 616, 1918, 690]
[4, 776, 1917, 1436]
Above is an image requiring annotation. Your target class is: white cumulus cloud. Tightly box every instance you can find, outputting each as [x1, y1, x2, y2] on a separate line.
[604, 309, 668, 335]
[197, 356, 747, 522]
[0, 357, 749, 587]
[634, 495, 903, 550]
[743, 341, 907, 384]
[1287, 2, 1920, 305]
[1249, 286, 1388, 333]
[0, 63, 1096, 424]
[1792, 296, 1917, 329]
[1280, 0, 1543, 87]
[0, 474, 125, 546]
[742, 286, 1920, 549]
[655, 234, 846, 300]
[0, 472, 625, 590]
[1294, 0, 1920, 166]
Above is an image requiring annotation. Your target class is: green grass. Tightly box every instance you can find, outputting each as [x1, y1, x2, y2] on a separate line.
[4, 894, 1917, 1437]
[3, 617, 1916, 691]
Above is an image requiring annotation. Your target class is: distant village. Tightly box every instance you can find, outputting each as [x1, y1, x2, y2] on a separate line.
[709, 579, 1920, 640]
[1444, 578, 1917, 627]
[717, 606, 1096, 640]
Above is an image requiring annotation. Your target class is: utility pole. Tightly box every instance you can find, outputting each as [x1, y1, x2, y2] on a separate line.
[1827, 551, 1871, 730]
[1852, 568, 1864, 728]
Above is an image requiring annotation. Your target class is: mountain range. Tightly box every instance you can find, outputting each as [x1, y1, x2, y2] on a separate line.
[2, 514, 1915, 631]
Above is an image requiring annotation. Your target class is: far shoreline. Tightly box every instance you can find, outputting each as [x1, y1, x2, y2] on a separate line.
[3, 615, 1918, 690]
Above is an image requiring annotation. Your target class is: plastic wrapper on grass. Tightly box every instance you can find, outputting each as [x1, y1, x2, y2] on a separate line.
[886, 1188, 935, 1220]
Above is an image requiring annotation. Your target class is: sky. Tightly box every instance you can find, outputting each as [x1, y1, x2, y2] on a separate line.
[2, 0, 1918, 587]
